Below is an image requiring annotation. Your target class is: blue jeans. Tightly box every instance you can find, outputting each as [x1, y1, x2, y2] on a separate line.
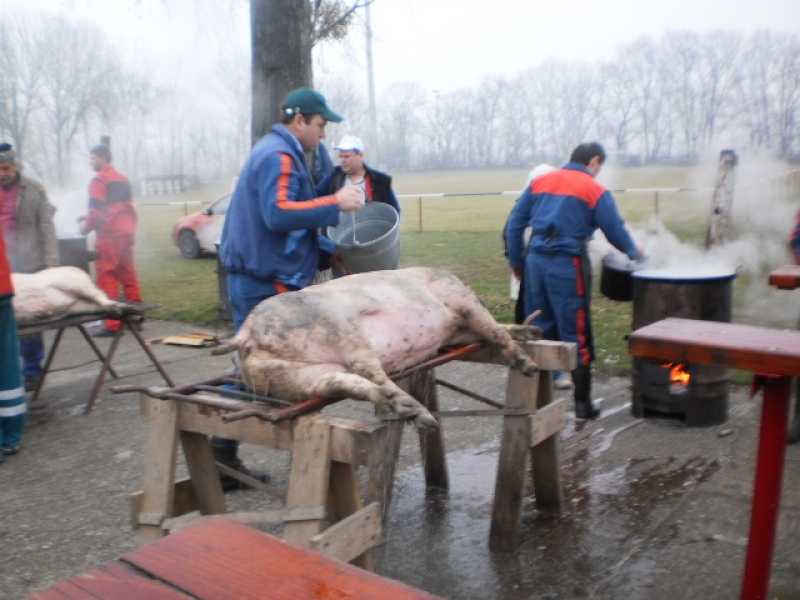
[19, 333, 44, 379]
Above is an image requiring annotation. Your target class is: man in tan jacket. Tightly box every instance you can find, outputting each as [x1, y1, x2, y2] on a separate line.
[0, 143, 59, 391]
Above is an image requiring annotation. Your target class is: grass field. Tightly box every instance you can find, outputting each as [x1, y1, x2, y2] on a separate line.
[130, 164, 799, 379]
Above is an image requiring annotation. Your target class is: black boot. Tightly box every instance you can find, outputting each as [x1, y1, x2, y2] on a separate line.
[572, 365, 600, 420]
[788, 378, 800, 444]
[211, 437, 271, 492]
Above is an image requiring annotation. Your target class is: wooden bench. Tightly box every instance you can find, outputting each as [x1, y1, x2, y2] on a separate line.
[629, 317, 800, 600]
[27, 515, 440, 599]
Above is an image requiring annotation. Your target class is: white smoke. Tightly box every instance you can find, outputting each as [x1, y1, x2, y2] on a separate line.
[592, 152, 800, 329]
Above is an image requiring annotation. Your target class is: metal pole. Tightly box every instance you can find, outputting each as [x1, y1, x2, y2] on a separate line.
[418, 196, 423, 232]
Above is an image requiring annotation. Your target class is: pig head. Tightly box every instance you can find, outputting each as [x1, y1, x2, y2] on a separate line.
[214, 267, 541, 430]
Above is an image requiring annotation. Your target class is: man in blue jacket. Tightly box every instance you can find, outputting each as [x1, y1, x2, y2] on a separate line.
[506, 142, 644, 420]
[216, 88, 364, 490]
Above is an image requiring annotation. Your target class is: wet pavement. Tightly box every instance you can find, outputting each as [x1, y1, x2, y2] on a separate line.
[2, 320, 800, 599]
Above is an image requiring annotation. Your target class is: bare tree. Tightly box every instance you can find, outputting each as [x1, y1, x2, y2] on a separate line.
[0, 13, 47, 164]
[378, 81, 426, 170]
[37, 17, 119, 185]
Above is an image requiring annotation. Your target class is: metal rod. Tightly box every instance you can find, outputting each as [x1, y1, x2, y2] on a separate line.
[435, 378, 504, 408]
[388, 342, 487, 381]
[194, 385, 291, 407]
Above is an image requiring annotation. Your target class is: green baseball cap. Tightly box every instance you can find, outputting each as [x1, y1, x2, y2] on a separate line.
[281, 88, 343, 123]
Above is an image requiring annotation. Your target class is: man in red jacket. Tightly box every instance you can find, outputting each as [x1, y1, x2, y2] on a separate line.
[79, 145, 142, 337]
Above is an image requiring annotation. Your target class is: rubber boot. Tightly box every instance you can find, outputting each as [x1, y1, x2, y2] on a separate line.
[211, 436, 271, 492]
[788, 378, 800, 444]
[572, 365, 600, 420]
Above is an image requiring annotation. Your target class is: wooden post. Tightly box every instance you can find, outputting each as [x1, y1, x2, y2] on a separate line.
[283, 419, 332, 546]
[408, 369, 449, 491]
[489, 368, 541, 552]
[705, 149, 738, 249]
[138, 397, 181, 546]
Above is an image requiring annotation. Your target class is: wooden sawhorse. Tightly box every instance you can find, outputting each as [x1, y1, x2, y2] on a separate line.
[130, 339, 574, 563]
[629, 317, 800, 600]
[371, 339, 575, 552]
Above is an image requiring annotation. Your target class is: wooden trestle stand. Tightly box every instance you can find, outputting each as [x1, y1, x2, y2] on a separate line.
[130, 339, 575, 568]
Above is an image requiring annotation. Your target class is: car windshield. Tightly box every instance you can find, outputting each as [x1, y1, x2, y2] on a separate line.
[208, 194, 232, 216]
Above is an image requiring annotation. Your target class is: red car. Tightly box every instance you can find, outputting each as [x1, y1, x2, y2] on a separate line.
[171, 193, 231, 259]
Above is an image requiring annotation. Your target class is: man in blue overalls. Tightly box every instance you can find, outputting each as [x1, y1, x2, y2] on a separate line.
[506, 142, 644, 419]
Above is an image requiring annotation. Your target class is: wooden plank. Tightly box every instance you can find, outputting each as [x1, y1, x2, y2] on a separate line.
[123, 516, 441, 599]
[147, 399, 385, 466]
[130, 477, 198, 530]
[163, 507, 327, 532]
[179, 430, 227, 516]
[489, 368, 538, 551]
[137, 395, 180, 545]
[408, 369, 449, 491]
[628, 318, 800, 377]
[530, 398, 567, 447]
[457, 340, 577, 370]
[769, 265, 800, 290]
[283, 419, 333, 547]
[309, 502, 382, 565]
[327, 461, 373, 570]
[530, 372, 564, 516]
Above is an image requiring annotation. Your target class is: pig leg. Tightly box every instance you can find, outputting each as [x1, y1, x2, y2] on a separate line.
[308, 369, 439, 432]
[456, 306, 539, 376]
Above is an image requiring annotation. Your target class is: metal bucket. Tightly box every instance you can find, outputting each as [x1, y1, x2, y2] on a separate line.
[327, 202, 400, 273]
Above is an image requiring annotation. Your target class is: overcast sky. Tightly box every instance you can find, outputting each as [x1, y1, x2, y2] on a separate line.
[8, 0, 800, 95]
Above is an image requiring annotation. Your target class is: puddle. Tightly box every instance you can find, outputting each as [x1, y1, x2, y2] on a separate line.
[375, 430, 723, 599]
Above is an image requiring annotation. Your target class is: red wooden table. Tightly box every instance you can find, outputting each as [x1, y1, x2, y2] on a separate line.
[27, 516, 440, 599]
[629, 317, 800, 600]
[768, 264, 800, 289]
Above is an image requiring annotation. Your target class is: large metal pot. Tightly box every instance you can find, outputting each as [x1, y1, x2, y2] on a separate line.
[600, 252, 639, 301]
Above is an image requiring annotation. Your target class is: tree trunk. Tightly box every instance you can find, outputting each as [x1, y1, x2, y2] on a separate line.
[250, 0, 313, 146]
[705, 149, 739, 249]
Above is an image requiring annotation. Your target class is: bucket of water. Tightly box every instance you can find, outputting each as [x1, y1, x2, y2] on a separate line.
[327, 202, 400, 273]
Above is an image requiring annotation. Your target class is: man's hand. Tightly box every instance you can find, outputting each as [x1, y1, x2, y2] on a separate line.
[336, 187, 365, 212]
[329, 250, 350, 275]
[512, 268, 523, 281]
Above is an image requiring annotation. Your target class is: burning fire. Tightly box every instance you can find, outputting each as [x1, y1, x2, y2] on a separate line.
[665, 363, 690, 386]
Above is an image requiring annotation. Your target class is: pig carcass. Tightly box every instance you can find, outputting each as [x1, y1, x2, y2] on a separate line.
[12, 266, 127, 326]
[214, 267, 541, 430]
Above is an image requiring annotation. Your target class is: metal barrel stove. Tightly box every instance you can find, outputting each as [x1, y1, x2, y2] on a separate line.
[631, 266, 738, 426]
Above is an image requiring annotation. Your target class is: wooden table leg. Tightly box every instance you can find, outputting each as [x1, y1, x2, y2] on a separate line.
[409, 369, 449, 491]
[741, 375, 791, 600]
[84, 328, 126, 414]
[76, 324, 119, 379]
[180, 431, 227, 516]
[284, 419, 333, 547]
[138, 396, 180, 546]
[489, 369, 540, 552]
[531, 371, 564, 516]
[30, 327, 66, 403]
[126, 319, 176, 387]
[328, 461, 374, 571]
